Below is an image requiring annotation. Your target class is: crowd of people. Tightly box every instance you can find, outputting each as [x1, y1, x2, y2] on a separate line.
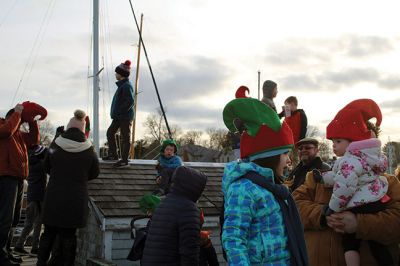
[1, 60, 400, 266]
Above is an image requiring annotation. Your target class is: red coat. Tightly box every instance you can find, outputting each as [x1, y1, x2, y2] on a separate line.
[0, 112, 39, 179]
[284, 109, 307, 144]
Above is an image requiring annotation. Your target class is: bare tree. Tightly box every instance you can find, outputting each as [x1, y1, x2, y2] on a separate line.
[318, 139, 333, 162]
[38, 120, 55, 147]
[306, 125, 320, 138]
[142, 108, 182, 143]
[179, 130, 203, 145]
[143, 113, 164, 143]
[205, 128, 230, 150]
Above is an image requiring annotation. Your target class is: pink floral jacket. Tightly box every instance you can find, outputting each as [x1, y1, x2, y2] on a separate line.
[322, 138, 388, 212]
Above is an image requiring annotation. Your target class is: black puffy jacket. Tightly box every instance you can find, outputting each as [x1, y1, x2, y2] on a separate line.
[141, 166, 207, 266]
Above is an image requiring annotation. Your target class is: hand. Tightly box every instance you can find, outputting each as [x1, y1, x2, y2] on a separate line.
[56, 126, 65, 134]
[336, 211, 358, 234]
[326, 213, 345, 233]
[14, 104, 24, 114]
[155, 176, 162, 184]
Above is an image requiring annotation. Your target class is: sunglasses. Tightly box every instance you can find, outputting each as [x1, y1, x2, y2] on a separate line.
[298, 145, 316, 151]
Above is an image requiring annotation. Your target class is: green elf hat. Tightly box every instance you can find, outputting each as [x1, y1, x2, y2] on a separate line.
[139, 194, 161, 214]
[160, 139, 179, 153]
[223, 86, 294, 161]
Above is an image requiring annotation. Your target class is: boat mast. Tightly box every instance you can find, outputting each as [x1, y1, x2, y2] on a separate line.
[93, 0, 100, 154]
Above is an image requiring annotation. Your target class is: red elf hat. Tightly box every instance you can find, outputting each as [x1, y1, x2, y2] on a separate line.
[326, 99, 382, 141]
[223, 87, 294, 161]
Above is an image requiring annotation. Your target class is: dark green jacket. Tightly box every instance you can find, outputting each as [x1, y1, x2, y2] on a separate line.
[110, 78, 134, 120]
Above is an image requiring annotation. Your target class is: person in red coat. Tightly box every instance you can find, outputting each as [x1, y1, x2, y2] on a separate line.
[0, 103, 40, 265]
[280, 96, 308, 144]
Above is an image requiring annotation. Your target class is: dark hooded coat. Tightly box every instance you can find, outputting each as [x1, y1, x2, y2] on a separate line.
[141, 166, 207, 266]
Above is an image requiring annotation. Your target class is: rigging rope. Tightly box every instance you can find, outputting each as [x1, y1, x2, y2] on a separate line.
[11, 0, 56, 106]
[127, 0, 172, 139]
[0, 0, 20, 29]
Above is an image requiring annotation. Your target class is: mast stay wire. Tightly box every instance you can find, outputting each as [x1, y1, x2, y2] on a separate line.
[100, 0, 114, 141]
[127, 0, 172, 139]
[0, 0, 20, 29]
[20, 0, 57, 103]
[86, 0, 93, 122]
[11, 0, 56, 106]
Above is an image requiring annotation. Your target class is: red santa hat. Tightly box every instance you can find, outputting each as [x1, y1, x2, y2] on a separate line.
[21, 101, 47, 123]
[326, 99, 382, 141]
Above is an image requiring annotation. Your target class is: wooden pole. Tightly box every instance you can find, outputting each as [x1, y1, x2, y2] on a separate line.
[130, 13, 143, 159]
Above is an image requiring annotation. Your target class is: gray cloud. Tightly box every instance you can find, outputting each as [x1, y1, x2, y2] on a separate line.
[378, 76, 400, 90]
[380, 99, 400, 110]
[341, 35, 394, 58]
[318, 68, 380, 86]
[136, 56, 232, 112]
[279, 67, 382, 91]
[265, 40, 331, 66]
[280, 74, 320, 91]
[264, 35, 395, 69]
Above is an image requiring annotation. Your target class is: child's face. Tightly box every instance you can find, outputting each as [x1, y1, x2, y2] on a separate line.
[277, 153, 291, 177]
[284, 101, 297, 111]
[163, 145, 175, 158]
[332, 138, 350, 156]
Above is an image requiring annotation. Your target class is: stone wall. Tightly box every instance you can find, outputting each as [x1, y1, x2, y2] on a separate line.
[76, 207, 104, 266]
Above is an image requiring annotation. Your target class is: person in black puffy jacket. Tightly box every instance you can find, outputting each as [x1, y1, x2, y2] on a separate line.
[141, 166, 207, 266]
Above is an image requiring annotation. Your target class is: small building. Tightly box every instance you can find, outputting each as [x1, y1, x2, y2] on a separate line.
[75, 160, 226, 266]
[178, 144, 221, 162]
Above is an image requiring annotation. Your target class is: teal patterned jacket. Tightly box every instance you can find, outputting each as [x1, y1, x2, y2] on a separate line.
[222, 161, 290, 266]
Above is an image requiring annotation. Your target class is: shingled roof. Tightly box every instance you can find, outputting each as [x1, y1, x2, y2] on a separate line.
[88, 160, 225, 218]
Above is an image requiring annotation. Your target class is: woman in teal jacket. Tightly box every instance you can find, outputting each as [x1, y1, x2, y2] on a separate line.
[221, 89, 308, 266]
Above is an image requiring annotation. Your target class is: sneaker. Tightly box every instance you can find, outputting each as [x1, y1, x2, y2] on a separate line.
[30, 248, 38, 255]
[0, 257, 20, 266]
[102, 155, 119, 161]
[13, 247, 29, 256]
[7, 253, 22, 263]
[113, 160, 129, 168]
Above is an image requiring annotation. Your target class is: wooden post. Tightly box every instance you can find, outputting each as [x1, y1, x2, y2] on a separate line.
[130, 14, 143, 159]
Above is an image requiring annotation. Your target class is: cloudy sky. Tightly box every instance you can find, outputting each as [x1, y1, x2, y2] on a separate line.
[1, 0, 399, 146]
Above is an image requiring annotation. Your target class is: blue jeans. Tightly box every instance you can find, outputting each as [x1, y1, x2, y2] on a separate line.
[0, 176, 19, 261]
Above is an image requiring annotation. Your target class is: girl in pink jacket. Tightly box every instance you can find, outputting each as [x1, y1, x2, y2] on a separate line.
[318, 99, 391, 266]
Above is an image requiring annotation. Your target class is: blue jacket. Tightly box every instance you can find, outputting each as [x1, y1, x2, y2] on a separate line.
[158, 155, 183, 169]
[110, 78, 134, 120]
[222, 161, 290, 266]
[27, 147, 48, 202]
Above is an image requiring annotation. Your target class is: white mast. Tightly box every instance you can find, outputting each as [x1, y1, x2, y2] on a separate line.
[93, 0, 100, 154]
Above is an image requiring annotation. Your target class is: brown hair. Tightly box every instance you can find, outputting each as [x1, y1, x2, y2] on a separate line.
[366, 121, 381, 138]
[284, 96, 298, 106]
[253, 155, 282, 184]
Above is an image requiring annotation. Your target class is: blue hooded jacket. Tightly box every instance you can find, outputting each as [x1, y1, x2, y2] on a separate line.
[222, 161, 290, 266]
[110, 78, 134, 120]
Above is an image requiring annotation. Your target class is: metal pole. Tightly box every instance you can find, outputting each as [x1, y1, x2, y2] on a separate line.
[257, 70, 261, 100]
[130, 13, 143, 159]
[93, 0, 100, 154]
